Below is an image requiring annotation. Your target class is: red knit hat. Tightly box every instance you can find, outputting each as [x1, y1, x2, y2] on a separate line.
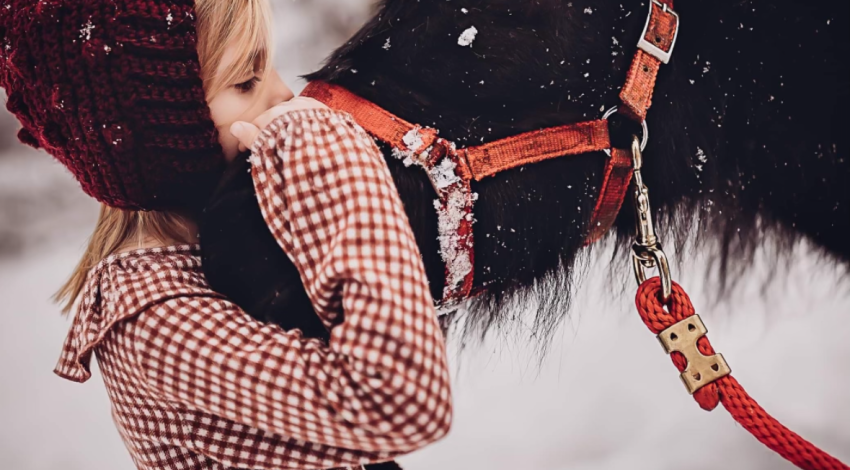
[0, 0, 223, 211]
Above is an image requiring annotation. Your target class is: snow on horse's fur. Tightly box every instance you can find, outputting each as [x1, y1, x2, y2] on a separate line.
[200, 0, 849, 343]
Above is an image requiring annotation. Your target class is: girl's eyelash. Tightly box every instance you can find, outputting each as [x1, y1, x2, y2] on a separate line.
[235, 77, 260, 93]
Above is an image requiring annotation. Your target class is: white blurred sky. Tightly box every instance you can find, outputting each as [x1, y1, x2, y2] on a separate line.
[1, 1, 849, 469]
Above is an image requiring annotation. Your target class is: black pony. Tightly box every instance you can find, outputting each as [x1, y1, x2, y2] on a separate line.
[200, 0, 849, 343]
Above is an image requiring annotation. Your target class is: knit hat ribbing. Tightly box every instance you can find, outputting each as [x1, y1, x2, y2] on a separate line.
[0, 0, 224, 211]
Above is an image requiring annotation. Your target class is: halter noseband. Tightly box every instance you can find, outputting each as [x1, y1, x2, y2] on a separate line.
[302, 0, 679, 305]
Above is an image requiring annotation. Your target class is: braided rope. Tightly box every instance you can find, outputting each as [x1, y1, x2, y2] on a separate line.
[635, 278, 849, 470]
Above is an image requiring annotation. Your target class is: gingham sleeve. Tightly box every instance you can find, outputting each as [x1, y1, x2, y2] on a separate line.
[130, 108, 452, 455]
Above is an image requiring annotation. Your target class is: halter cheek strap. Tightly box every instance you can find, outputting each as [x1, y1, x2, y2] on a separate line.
[620, 0, 679, 120]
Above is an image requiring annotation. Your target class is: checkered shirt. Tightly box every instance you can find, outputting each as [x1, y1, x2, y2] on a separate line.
[54, 108, 452, 470]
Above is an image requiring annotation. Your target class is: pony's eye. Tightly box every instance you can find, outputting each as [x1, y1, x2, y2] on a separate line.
[234, 77, 260, 93]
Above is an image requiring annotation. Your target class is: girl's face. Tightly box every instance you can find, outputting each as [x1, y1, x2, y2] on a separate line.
[207, 46, 294, 161]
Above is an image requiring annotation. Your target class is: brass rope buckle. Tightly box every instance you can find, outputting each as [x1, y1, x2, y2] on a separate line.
[657, 315, 732, 394]
[628, 135, 672, 300]
[628, 135, 731, 393]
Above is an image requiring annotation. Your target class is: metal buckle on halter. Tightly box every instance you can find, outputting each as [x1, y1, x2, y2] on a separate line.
[637, 0, 679, 64]
[657, 315, 732, 394]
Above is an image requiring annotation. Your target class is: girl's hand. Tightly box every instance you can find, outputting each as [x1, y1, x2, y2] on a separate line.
[229, 97, 329, 153]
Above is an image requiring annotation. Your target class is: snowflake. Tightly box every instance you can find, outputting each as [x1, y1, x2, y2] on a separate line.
[694, 147, 708, 173]
[458, 26, 478, 47]
[80, 20, 95, 41]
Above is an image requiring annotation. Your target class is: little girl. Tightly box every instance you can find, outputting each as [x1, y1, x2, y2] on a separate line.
[0, 1, 451, 469]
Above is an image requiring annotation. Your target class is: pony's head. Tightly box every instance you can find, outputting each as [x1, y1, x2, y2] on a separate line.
[201, 0, 849, 342]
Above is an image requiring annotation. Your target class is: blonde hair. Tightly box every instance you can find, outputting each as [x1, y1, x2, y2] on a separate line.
[196, 0, 273, 100]
[55, 0, 273, 314]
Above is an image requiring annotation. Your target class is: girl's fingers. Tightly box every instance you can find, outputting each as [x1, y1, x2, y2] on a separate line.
[252, 97, 329, 130]
[231, 98, 328, 153]
[230, 121, 261, 153]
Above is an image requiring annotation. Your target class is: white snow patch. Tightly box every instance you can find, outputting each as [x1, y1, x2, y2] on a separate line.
[429, 157, 462, 190]
[393, 148, 426, 168]
[392, 128, 430, 167]
[383, 37, 391, 50]
[402, 128, 425, 153]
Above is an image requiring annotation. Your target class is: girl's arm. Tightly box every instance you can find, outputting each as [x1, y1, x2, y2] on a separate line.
[130, 108, 451, 455]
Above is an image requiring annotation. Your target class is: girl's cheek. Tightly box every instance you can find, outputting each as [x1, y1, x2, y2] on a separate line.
[208, 90, 249, 161]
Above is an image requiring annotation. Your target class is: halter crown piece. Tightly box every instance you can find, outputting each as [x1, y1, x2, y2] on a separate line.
[303, 2, 849, 468]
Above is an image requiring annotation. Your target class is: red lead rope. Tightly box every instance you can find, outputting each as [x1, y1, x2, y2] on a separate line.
[635, 278, 850, 470]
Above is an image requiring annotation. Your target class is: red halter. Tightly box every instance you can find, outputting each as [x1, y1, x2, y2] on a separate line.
[302, 0, 678, 304]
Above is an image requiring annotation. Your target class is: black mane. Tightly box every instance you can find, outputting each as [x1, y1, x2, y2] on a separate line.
[201, 0, 849, 343]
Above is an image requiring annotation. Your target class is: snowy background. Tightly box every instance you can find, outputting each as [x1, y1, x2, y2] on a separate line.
[1, 1, 849, 469]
